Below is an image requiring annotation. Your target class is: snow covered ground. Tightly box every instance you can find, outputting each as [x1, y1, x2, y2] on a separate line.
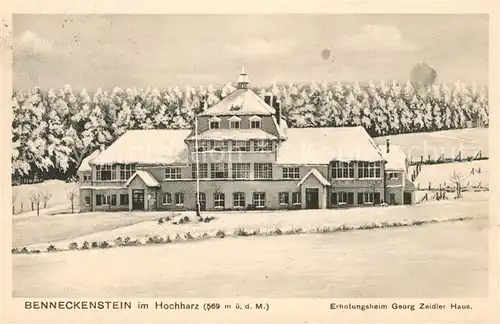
[15, 191, 488, 251]
[12, 180, 78, 216]
[12, 216, 488, 298]
[373, 128, 488, 162]
[12, 211, 163, 247]
[414, 160, 488, 190]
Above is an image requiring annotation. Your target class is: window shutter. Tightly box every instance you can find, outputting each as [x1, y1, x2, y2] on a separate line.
[374, 192, 381, 204]
[357, 193, 363, 204]
[347, 192, 354, 204]
[331, 192, 337, 205]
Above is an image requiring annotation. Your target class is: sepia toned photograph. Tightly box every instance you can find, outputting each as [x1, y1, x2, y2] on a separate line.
[10, 14, 490, 299]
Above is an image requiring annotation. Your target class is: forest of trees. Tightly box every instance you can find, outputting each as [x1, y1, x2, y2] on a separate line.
[12, 80, 488, 184]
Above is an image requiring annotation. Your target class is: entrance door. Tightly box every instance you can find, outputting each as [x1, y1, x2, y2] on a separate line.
[196, 192, 206, 211]
[305, 188, 319, 209]
[132, 190, 145, 210]
[403, 192, 412, 205]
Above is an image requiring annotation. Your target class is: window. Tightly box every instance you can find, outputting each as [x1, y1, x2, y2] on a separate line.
[331, 192, 354, 205]
[96, 165, 117, 181]
[388, 172, 398, 180]
[254, 140, 272, 152]
[197, 141, 209, 152]
[363, 192, 374, 204]
[162, 193, 172, 205]
[209, 117, 221, 130]
[279, 192, 289, 205]
[214, 193, 225, 208]
[358, 162, 382, 178]
[292, 192, 301, 205]
[283, 167, 300, 179]
[249, 115, 262, 128]
[331, 161, 355, 179]
[165, 168, 182, 179]
[111, 194, 117, 206]
[232, 140, 250, 152]
[253, 192, 266, 208]
[175, 193, 184, 205]
[210, 163, 228, 179]
[361, 192, 380, 204]
[97, 195, 110, 205]
[120, 194, 129, 206]
[212, 141, 229, 151]
[229, 117, 241, 129]
[83, 174, 91, 181]
[192, 163, 208, 179]
[232, 163, 250, 179]
[85, 196, 91, 205]
[254, 163, 272, 179]
[233, 192, 245, 208]
[250, 120, 261, 129]
[120, 164, 136, 180]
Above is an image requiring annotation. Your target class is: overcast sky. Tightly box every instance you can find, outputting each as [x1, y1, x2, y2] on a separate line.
[13, 14, 488, 90]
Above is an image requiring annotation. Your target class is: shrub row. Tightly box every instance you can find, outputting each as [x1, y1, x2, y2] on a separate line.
[12, 216, 473, 255]
[158, 215, 216, 225]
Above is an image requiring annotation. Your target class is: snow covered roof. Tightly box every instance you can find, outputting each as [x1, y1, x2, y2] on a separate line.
[297, 168, 331, 187]
[277, 126, 385, 165]
[80, 186, 125, 190]
[77, 150, 100, 172]
[186, 129, 278, 141]
[272, 116, 288, 140]
[90, 129, 191, 165]
[198, 89, 275, 116]
[378, 145, 407, 170]
[125, 170, 160, 188]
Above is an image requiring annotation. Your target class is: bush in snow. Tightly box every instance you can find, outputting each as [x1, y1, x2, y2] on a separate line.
[47, 244, 57, 252]
[215, 230, 225, 239]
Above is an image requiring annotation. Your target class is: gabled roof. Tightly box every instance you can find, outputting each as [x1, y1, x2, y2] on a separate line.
[378, 145, 407, 170]
[185, 129, 277, 141]
[277, 126, 385, 165]
[198, 89, 275, 116]
[90, 129, 191, 165]
[297, 168, 331, 187]
[77, 150, 101, 172]
[125, 170, 160, 188]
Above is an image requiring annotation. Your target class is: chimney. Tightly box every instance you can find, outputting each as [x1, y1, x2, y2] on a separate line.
[386, 138, 390, 153]
[264, 92, 272, 106]
[275, 100, 281, 126]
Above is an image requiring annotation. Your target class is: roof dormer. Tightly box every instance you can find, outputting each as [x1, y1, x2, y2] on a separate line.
[208, 116, 221, 129]
[228, 116, 241, 129]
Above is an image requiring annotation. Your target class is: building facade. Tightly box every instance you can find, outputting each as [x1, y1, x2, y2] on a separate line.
[78, 69, 415, 212]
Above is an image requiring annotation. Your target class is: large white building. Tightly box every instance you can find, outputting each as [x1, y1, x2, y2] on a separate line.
[77, 69, 415, 212]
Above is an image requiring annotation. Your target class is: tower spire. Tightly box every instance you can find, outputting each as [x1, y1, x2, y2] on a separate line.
[237, 67, 250, 89]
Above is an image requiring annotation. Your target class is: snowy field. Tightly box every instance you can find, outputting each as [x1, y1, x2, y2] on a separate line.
[13, 216, 488, 298]
[11, 180, 78, 216]
[373, 128, 488, 162]
[13, 212, 163, 247]
[14, 191, 488, 251]
[413, 160, 489, 190]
